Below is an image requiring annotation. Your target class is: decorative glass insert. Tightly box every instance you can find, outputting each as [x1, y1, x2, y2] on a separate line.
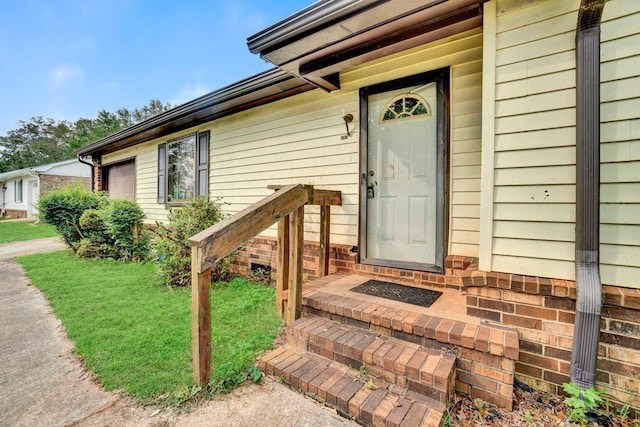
[167, 135, 196, 202]
[379, 94, 431, 124]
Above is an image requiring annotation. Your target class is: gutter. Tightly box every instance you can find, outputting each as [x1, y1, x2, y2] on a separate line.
[570, 0, 606, 389]
[77, 155, 95, 192]
[247, 0, 385, 55]
[75, 68, 311, 157]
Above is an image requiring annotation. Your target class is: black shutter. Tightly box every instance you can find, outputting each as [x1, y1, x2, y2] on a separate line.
[157, 143, 166, 203]
[197, 131, 210, 197]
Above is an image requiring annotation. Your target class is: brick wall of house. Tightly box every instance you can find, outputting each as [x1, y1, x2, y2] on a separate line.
[465, 272, 640, 413]
[3, 209, 27, 218]
[232, 236, 640, 413]
[40, 174, 91, 196]
[231, 237, 474, 291]
[93, 157, 102, 192]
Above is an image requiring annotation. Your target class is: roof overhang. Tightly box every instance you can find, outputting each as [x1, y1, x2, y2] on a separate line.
[0, 158, 83, 181]
[247, 0, 485, 91]
[76, 68, 314, 157]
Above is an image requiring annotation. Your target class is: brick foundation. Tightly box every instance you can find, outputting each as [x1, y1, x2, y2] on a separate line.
[230, 236, 473, 291]
[2, 209, 27, 218]
[465, 271, 640, 413]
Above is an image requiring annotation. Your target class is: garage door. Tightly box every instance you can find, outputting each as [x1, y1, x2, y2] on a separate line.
[106, 161, 135, 201]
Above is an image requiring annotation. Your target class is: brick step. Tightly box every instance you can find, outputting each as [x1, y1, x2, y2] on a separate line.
[287, 315, 457, 406]
[259, 346, 444, 427]
[302, 289, 520, 409]
[302, 290, 519, 360]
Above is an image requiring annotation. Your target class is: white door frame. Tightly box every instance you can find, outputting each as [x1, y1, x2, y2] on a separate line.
[358, 68, 449, 273]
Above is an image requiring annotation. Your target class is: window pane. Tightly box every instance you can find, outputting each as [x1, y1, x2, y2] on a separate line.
[15, 179, 23, 203]
[167, 136, 196, 202]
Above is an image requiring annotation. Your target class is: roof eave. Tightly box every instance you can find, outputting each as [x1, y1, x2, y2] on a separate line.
[247, 0, 387, 55]
[246, 0, 485, 91]
[75, 68, 313, 157]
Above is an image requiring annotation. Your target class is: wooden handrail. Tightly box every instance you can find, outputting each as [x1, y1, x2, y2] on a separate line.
[189, 184, 313, 273]
[268, 184, 342, 314]
[189, 183, 313, 385]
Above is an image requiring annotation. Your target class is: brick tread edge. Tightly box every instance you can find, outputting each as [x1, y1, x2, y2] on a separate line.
[259, 347, 444, 427]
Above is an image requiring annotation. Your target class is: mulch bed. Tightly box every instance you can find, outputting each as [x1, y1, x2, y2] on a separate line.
[446, 383, 640, 427]
[350, 280, 442, 308]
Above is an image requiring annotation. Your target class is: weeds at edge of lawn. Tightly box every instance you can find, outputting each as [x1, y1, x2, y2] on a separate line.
[0, 221, 57, 243]
[16, 250, 282, 406]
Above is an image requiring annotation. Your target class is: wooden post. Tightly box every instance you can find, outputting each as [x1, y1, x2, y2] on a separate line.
[319, 205, 331, 277]
[286, 206, 304, 323]
[191, 246, 211, 385]
[276, 215, 290, 316]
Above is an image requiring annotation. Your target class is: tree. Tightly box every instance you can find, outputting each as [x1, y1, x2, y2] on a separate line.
[0, 117, 73, 171]
[0, 99, 172, 172]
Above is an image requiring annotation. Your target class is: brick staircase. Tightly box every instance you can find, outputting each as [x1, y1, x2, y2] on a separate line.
[258, 275, 520, 426]
[260, 316, 452, 426]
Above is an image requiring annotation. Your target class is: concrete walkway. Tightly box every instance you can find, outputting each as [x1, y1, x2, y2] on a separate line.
[0, 238, 354, 427]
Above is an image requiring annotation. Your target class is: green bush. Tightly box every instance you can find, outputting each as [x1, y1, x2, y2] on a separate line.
[39, 186, 147, 261]
[38, 186, 108, 251]
[152, 196, 231, 287]
[101, 199, 147, 261]
[77, 209, 115, 259]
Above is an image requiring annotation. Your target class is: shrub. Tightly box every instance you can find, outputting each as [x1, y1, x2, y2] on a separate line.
[76, 209, 115, 259]
[38, 186, 108, 251]
[101, 199, 147, 261]
[151, 196, 231, 287]
[38, 186, 147, 261]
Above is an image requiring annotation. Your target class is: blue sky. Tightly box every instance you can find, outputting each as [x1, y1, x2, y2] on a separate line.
[0, 0, 311, 136]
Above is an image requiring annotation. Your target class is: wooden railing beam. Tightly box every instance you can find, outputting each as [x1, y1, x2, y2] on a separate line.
[267, 185, 341, 206]
[189, 184, 312, 273]
[268, 184, 341, 279]
[276, 215, 290, 316]
[319, 205, 331, 277]
[191, 246, 211, 385]
[286, 206, 305, 323]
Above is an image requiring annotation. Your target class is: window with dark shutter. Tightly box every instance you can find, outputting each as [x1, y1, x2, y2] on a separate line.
[197, 131, 209, 196]
[157, 143, 166, 203]
[157, 131, 210, 204]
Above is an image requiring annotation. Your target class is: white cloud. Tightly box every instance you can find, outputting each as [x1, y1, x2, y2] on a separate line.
[170, 82, 211, 106]
[49, 64, 84, 89]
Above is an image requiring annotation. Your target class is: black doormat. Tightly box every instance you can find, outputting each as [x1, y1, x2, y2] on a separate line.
[350, 280, 442, 308]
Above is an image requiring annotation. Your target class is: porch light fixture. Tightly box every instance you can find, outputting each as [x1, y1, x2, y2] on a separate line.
[342, 113, 354, 137]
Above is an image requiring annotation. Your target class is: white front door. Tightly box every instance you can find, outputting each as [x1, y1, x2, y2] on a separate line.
[361, 71, 446, 271]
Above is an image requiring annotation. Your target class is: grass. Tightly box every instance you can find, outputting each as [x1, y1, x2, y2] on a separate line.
[0, 221, 58, 243]
[16, 251, 282, 403]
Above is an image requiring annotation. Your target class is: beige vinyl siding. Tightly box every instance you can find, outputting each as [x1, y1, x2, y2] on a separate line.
[102, 29, 483, 253]
[210, 89, 359, 245]
[344, 28, 484, 256]
[488, 0, 640, 288]
[491, 0, 580, 280]
[207, 28, 484, 252]
[599, 0, 640, 288]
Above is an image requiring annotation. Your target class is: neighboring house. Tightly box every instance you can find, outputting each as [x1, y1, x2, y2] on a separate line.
[0, 159, 91, 218]
[76, 0, 640, 419]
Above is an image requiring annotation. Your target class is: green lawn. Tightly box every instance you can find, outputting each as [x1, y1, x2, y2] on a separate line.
[17, 251, 281, 402]
[0, 221, 58, 243]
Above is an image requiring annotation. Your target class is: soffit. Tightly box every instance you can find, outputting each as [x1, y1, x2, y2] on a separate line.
[248, 0, 486, 91]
